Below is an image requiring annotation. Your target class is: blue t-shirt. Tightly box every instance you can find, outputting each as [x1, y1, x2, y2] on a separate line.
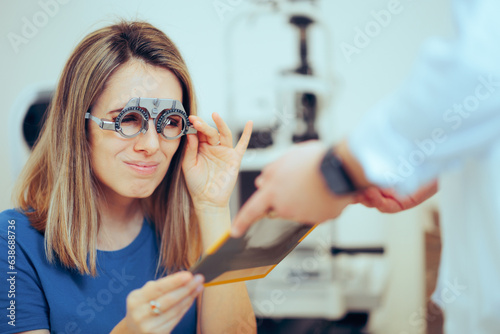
[0, 209, 197, 334]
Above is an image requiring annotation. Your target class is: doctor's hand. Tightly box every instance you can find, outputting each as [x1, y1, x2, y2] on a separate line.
[231, 141, 356, 238]
[112, 272, 204, 334]
[182, 113, 252, 210]
[354, 180, 438, 213]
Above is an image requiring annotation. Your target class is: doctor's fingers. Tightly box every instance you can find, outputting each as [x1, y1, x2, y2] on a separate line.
[254, 158, 281, 188]
[231, 188, 274, 238]
[189, 115, 220, 146]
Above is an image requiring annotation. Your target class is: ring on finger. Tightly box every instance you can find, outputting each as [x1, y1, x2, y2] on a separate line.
[150, 300, 161, 315]
[214, 134, 221, 146]
[266, 209, 278, 219]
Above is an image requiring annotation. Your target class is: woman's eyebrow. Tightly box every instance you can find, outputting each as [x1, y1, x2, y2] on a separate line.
[106, 108, 123, 115]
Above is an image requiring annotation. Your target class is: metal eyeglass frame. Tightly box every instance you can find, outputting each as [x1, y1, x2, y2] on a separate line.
[85, 97, 197, 139]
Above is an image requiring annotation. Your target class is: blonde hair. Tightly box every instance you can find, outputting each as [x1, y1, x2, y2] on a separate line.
[14, 21, 201, 276]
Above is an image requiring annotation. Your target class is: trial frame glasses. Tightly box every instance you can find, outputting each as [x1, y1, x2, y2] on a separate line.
[85, 97, 197, 140]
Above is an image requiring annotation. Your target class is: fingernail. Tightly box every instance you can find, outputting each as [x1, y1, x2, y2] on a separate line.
[196, 285, 204, 293]
[196, 121, 202, 126]
[194, 274, 204, 284]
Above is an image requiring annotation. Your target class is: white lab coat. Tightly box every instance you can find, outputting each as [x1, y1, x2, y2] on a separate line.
[348, 0, 500, 332]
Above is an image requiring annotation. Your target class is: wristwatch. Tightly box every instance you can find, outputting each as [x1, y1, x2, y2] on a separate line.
[319, 148, 358, 195]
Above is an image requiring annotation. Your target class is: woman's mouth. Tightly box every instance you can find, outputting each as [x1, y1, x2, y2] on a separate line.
[124, 161, 159, 175]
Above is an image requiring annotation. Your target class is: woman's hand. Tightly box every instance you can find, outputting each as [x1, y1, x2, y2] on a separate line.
[182, 113, 252, 209]
[113, 272, 204, 334]
[354, 180, 438, 213]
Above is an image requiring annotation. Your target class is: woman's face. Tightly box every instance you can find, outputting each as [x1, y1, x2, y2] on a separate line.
[88, 60, 183, 202]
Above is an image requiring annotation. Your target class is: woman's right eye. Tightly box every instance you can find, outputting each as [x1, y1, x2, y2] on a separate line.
[121, 115, 142, 124]
[122, 116, 136, 123]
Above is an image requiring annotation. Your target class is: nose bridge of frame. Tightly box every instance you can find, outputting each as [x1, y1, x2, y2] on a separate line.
[125, 97, 181, 120]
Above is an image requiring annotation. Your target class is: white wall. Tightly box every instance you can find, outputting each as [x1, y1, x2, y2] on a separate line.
[0, 0, 453, 333]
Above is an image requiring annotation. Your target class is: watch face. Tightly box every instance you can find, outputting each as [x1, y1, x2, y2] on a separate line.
[320, 150, 357, 195]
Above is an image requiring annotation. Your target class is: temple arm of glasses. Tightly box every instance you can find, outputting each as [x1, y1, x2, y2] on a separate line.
[85, 113, 115, 131]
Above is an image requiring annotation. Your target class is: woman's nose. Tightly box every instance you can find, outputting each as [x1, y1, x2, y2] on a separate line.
[134, 119, 160, 154]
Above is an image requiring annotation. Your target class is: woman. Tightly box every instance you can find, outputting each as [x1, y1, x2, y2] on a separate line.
[0, 21, 255, 333]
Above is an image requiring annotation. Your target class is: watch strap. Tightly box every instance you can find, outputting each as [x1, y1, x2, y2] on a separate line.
[319, 148, 357, 195]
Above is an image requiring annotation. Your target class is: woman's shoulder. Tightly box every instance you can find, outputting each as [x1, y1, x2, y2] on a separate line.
[0, 208, 43, 241]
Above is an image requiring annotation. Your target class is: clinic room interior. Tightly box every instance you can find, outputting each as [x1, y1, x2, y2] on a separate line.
[1, 0, 455, 333]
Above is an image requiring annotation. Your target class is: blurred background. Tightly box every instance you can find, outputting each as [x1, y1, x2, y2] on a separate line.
[0, 0, 453, 333]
